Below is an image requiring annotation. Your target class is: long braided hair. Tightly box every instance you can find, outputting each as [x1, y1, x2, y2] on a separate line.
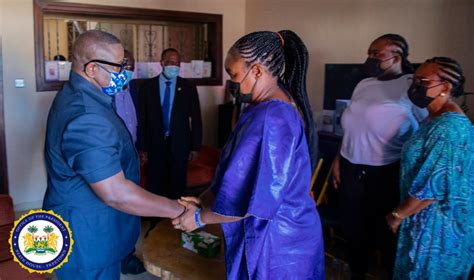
[230, 30, 318, 169]
[376, 34, 414, 74]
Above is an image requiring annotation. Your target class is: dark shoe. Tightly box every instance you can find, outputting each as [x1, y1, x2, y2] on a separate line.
[120, 255, 146, 275]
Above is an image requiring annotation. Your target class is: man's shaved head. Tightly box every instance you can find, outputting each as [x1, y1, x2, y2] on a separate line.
[72, 30, 125, 89]
[72, 30, 123, 71]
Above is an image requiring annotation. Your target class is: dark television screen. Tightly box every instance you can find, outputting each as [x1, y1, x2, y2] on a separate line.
[323, 63, 420, 110]
[323, 64, 368, 110]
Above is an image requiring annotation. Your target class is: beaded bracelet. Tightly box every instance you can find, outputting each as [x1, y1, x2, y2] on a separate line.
[195, 208, 205, 228]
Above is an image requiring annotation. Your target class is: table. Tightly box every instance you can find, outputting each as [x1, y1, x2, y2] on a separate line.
[142, 221, 226, 280]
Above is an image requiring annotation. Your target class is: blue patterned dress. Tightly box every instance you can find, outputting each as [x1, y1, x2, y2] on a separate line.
[394, 112, 474, 279]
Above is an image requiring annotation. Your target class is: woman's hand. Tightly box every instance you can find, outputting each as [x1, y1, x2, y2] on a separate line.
[332, 154, 341, 190]
[386, 213, 402, 234]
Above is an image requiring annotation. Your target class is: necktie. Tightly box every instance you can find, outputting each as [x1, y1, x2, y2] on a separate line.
[162, 81, 171, 136]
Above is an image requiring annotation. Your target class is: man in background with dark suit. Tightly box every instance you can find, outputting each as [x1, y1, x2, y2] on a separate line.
[138, 48, 202, 202]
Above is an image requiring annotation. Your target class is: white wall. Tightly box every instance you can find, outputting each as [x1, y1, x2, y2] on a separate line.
[246, 0, 474, 118]
[1, 0, 246, 211]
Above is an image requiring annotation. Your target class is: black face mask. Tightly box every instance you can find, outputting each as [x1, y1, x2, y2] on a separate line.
[407, 83, 434, 108]
[226, 80, 253, 103]
[363, 57, 394, 77]
[225, 67, 256, 103]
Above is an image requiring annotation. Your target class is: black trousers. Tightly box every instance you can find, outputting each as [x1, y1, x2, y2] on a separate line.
[338, 156, 400, 276]
[148, 138, 188, 200]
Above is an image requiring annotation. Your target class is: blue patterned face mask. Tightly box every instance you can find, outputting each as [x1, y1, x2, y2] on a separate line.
[84, 59, 127, 96]
[101, 70, 128, 96]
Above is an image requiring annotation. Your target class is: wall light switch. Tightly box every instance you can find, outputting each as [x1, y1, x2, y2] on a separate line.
[15, 79, 25, 88]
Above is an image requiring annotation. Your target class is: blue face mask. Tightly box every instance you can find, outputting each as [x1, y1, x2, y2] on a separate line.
[102, 70, 128, 96]
[163, 66, 180, 79]
[124, 70, 134, 85]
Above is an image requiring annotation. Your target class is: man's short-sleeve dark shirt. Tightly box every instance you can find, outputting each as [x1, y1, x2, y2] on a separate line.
[43, 72, 140, 269]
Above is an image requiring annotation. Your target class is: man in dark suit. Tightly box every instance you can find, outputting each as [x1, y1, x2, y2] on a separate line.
[138, 48, 202, 201]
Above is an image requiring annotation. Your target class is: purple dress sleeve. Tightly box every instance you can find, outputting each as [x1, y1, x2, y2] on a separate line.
[211, 103, 299, 220]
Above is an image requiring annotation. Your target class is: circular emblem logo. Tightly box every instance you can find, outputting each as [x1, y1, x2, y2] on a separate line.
[8, 210, 74, 274]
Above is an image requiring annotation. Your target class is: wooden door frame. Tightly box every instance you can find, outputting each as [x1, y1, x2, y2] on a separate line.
[0, 33, 8, 194]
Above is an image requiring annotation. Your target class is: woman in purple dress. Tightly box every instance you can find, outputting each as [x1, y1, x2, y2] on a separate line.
[172, 30, 324, 279]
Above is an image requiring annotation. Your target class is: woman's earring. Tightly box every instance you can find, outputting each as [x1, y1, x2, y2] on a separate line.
[440, 92, 447, 97]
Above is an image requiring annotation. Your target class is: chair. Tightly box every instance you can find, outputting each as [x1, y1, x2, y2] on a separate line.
[309, 158, 323, 201]
[310, 159, 346, 248]
[139, 145, 221, 196]
[185, 145, 221, 196]
[310, 158, 334, 206]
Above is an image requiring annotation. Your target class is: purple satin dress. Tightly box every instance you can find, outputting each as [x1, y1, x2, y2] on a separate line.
[210, 99, 324, 279]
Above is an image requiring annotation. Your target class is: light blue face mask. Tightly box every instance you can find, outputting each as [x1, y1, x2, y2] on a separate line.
[102, 70, 128, 96]
[163, 66, 180, 79]
[124, 70, 134, 85]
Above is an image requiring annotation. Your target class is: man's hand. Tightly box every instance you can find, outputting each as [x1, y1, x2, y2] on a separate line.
[171, 201, 199, 232]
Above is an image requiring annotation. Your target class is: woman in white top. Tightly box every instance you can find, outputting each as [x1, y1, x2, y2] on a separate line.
[332, 34, 427, 279]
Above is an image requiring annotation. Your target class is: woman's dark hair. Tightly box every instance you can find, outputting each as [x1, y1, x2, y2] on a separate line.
[230, 30, 318, 169]
[376, 34, 414, 74]
[425, 57, 465, 98]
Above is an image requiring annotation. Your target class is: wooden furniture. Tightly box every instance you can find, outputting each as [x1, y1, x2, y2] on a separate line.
[313, 131, 341, 196]
[142, 221, 226, 280]
[186, 145, 220, 190]
[140, 145, 220, 195]
[0, 195, 44, 280]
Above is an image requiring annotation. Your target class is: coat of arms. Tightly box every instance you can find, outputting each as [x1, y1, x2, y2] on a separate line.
[22, 224, 59, 255]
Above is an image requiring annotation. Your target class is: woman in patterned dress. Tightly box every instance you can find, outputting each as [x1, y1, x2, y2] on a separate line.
[386, 57, 473, 279]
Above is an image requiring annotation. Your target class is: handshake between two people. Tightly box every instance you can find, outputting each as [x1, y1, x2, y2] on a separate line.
[171, 196, 205, 233]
